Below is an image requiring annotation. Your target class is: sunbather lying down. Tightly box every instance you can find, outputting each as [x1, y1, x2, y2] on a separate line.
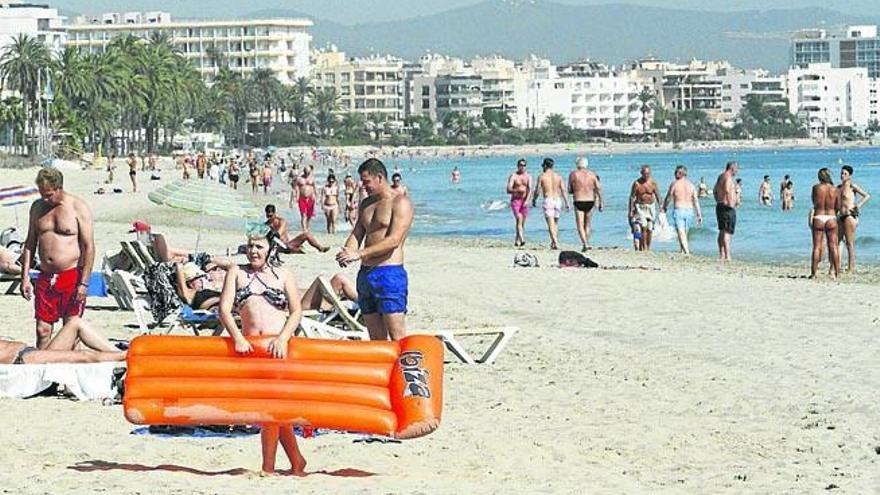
[300, 273, 357, 311]
[0, 246, 22, 276]
[0, 318, 125, 365]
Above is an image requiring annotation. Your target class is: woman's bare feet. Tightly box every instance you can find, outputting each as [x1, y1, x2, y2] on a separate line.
[291, 455, 307, 476]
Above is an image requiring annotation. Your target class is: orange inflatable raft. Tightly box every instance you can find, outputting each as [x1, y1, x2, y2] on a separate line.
[124, 335, 443, 439]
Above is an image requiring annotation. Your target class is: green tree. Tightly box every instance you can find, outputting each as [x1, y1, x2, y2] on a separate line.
[636, 87, 654, 138]
[542, 113, 572, 143]
[312, 87, 339, 137]
[0, 34, 51, 155]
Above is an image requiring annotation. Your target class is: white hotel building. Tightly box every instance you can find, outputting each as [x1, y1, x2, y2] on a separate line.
[0, 1, 65, 54]
[63, 12, 312, 84]
[786, 63, 870, 138]
[520, 62, 645, 134]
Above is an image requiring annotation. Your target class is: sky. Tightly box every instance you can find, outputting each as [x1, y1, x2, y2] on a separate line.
[49, 0, 879, 25]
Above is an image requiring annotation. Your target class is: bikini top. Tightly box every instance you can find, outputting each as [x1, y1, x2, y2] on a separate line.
[234, 269, 288, 310]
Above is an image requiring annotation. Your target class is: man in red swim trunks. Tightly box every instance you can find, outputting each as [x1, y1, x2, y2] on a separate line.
[293, 165, 317, 232]
[20, 168, 95, 349]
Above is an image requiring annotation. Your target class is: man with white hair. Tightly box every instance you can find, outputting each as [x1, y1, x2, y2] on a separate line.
[568, 157, 603, 251]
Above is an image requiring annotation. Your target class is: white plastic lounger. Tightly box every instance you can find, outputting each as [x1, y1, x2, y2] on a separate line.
[297, 311, 370, 341]
[417, 326, 518, 365]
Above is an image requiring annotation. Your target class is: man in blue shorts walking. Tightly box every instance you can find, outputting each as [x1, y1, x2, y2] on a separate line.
[336, 158, 414, 341]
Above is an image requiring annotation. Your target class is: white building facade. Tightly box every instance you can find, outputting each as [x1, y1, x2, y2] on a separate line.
[64, 12, 312, 84]
[0, 1, 65, 54]
[717, 69, 787, 120]
[520, 62, 645, 134]
[786, 63, 869, 138]
[311, 49, 405, 123]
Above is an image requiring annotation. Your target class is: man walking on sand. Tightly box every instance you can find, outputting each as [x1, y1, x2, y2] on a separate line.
[506, 158, 532, 247]
[292, 165, 317, 232]
[568, 157, 602, 251]
[628, 165, 662, 252]
[337, 159, 413, 341]
[661, 165, 702, 255]
[713, 161, 739, 261]
[20, 168, 95, 349]
[532, 158, 569, 250]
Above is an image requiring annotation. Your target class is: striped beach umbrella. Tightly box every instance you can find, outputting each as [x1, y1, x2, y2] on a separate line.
[148, 180, 259, 218]
[148, 180, 259, 249]
[0, 185, 39, 208]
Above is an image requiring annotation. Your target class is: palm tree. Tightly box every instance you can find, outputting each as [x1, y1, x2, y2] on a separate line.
[311, 87, 339, 137]
[338, 112, 368, 141]
[442, 111, 477, 143]
[542, 113, 572, 143]
[367, 112, 387, 141]
[287, 77, 312, 132]
[0, 34, 51, 155]
[636, 87, 655, 139]
[249, 68, 280, 147]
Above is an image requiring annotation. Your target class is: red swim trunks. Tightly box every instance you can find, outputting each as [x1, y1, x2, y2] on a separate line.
[298, 196, 316, 219]
[35, 267, 85, 324]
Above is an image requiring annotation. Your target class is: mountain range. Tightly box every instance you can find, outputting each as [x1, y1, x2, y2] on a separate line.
[248, 1, 880, 72]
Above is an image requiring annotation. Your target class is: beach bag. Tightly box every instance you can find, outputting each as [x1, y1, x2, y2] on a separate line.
[558, 251, 599, 268]
[653, 212, 675, 242]
[513, 253, 539, 268]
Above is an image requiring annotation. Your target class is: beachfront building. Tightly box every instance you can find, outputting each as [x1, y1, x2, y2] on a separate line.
[0, 1, 65, 54]
[629, 58, 735, 123]
[791, 25, 880, 79]
[64, 11, 312, 84]
[519, 62, 645, 135]
[716, 69, 788, 120]
[785, 63, 870, 138]
[311, 48, 405, 124]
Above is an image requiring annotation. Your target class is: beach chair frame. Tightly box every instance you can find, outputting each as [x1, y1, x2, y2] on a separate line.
[422, 327, 518, 365]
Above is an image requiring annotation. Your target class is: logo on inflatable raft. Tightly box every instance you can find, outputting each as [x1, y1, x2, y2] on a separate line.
[399, 350, 431, 399]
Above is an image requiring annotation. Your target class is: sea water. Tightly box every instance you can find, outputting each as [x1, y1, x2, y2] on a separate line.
[374, 147, 880, 264]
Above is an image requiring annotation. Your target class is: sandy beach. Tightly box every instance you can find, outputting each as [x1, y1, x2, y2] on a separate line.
[0, 166, 878, 494]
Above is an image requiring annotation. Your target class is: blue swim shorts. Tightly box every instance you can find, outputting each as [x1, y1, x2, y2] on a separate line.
[356, 265, 408, 315]
[671, 208, 695, 231]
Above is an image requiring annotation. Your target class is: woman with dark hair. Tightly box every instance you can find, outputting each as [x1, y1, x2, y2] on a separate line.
[838, 165, 871, 273]
[219, 226, 304, 475]
[809, 168, 840, 279]
[321, 175, 340, 234]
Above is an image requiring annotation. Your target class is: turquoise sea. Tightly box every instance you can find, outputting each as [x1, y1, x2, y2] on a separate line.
[371, 147, 880, 264]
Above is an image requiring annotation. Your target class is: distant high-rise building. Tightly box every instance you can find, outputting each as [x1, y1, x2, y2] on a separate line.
[791, 25, 880, 79]
[64, 11, 312, 84]
[311, 49, 405, 123]
[786, 63, 870, 138]
[0, 1, 65, 54]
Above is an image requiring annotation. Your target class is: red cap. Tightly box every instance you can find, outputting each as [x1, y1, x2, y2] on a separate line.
[129, 220, 151, 233]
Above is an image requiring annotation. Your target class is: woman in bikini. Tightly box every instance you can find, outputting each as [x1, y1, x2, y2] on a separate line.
[218, 228, 304, 475]
[809, 168, 841, 279]
[837, 165, 871, 273]
[321, 175, 340, 234]
[0, 318, 124, 365]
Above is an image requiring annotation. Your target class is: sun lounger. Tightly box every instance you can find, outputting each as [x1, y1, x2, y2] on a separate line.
[0, 272, 20, 295]
[297, 311, 370, 341]
[314, 276, 368, 335]
[0, 361, 123, 400]
[413, 326, 518, 365]
[111, 270, 221, 335]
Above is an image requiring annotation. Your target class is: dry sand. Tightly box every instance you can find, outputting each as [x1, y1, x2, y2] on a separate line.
[0, 166, 878, 494]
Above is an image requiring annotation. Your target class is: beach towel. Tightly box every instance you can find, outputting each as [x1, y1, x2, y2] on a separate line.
[143, 262, 180, 324]
[513, 253, 539, 268]
[0, 362, 123, 400]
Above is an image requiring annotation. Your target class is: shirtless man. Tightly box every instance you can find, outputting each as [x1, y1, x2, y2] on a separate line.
[264, 204, 329, 254]
[391, 173, 409, 197]
[838, 165, 871, 273]
[568, 157, 603, 252]
[780, 175, 794, 211]
[127, 153, 138, 193]
[21, 168, 95, 349]
[713, 161, 739, 261]
[506, 158, 532, 247]
[532, 158, 569, 250]
[0, 317, 124, 365]
[628, 165, 662, 252]
[196, 153, 207, 180]
[758, 175, 773, 206]
[336, 158, 414, 341]
[661, 165, 702, 255]
[293, 165, 317, 232]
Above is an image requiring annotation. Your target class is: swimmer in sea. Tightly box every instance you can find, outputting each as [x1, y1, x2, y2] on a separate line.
[451, 167, 461, 184]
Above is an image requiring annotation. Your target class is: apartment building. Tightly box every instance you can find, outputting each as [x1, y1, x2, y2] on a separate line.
[311, 49, 404, 123]
[64, 11, 312, 84]
[791, 25, 880, 79]
[716, 69, 787, 119]
[0, 1, 65, 54]
[786, 63, 870, 138]
[521, 62, 644, 134]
